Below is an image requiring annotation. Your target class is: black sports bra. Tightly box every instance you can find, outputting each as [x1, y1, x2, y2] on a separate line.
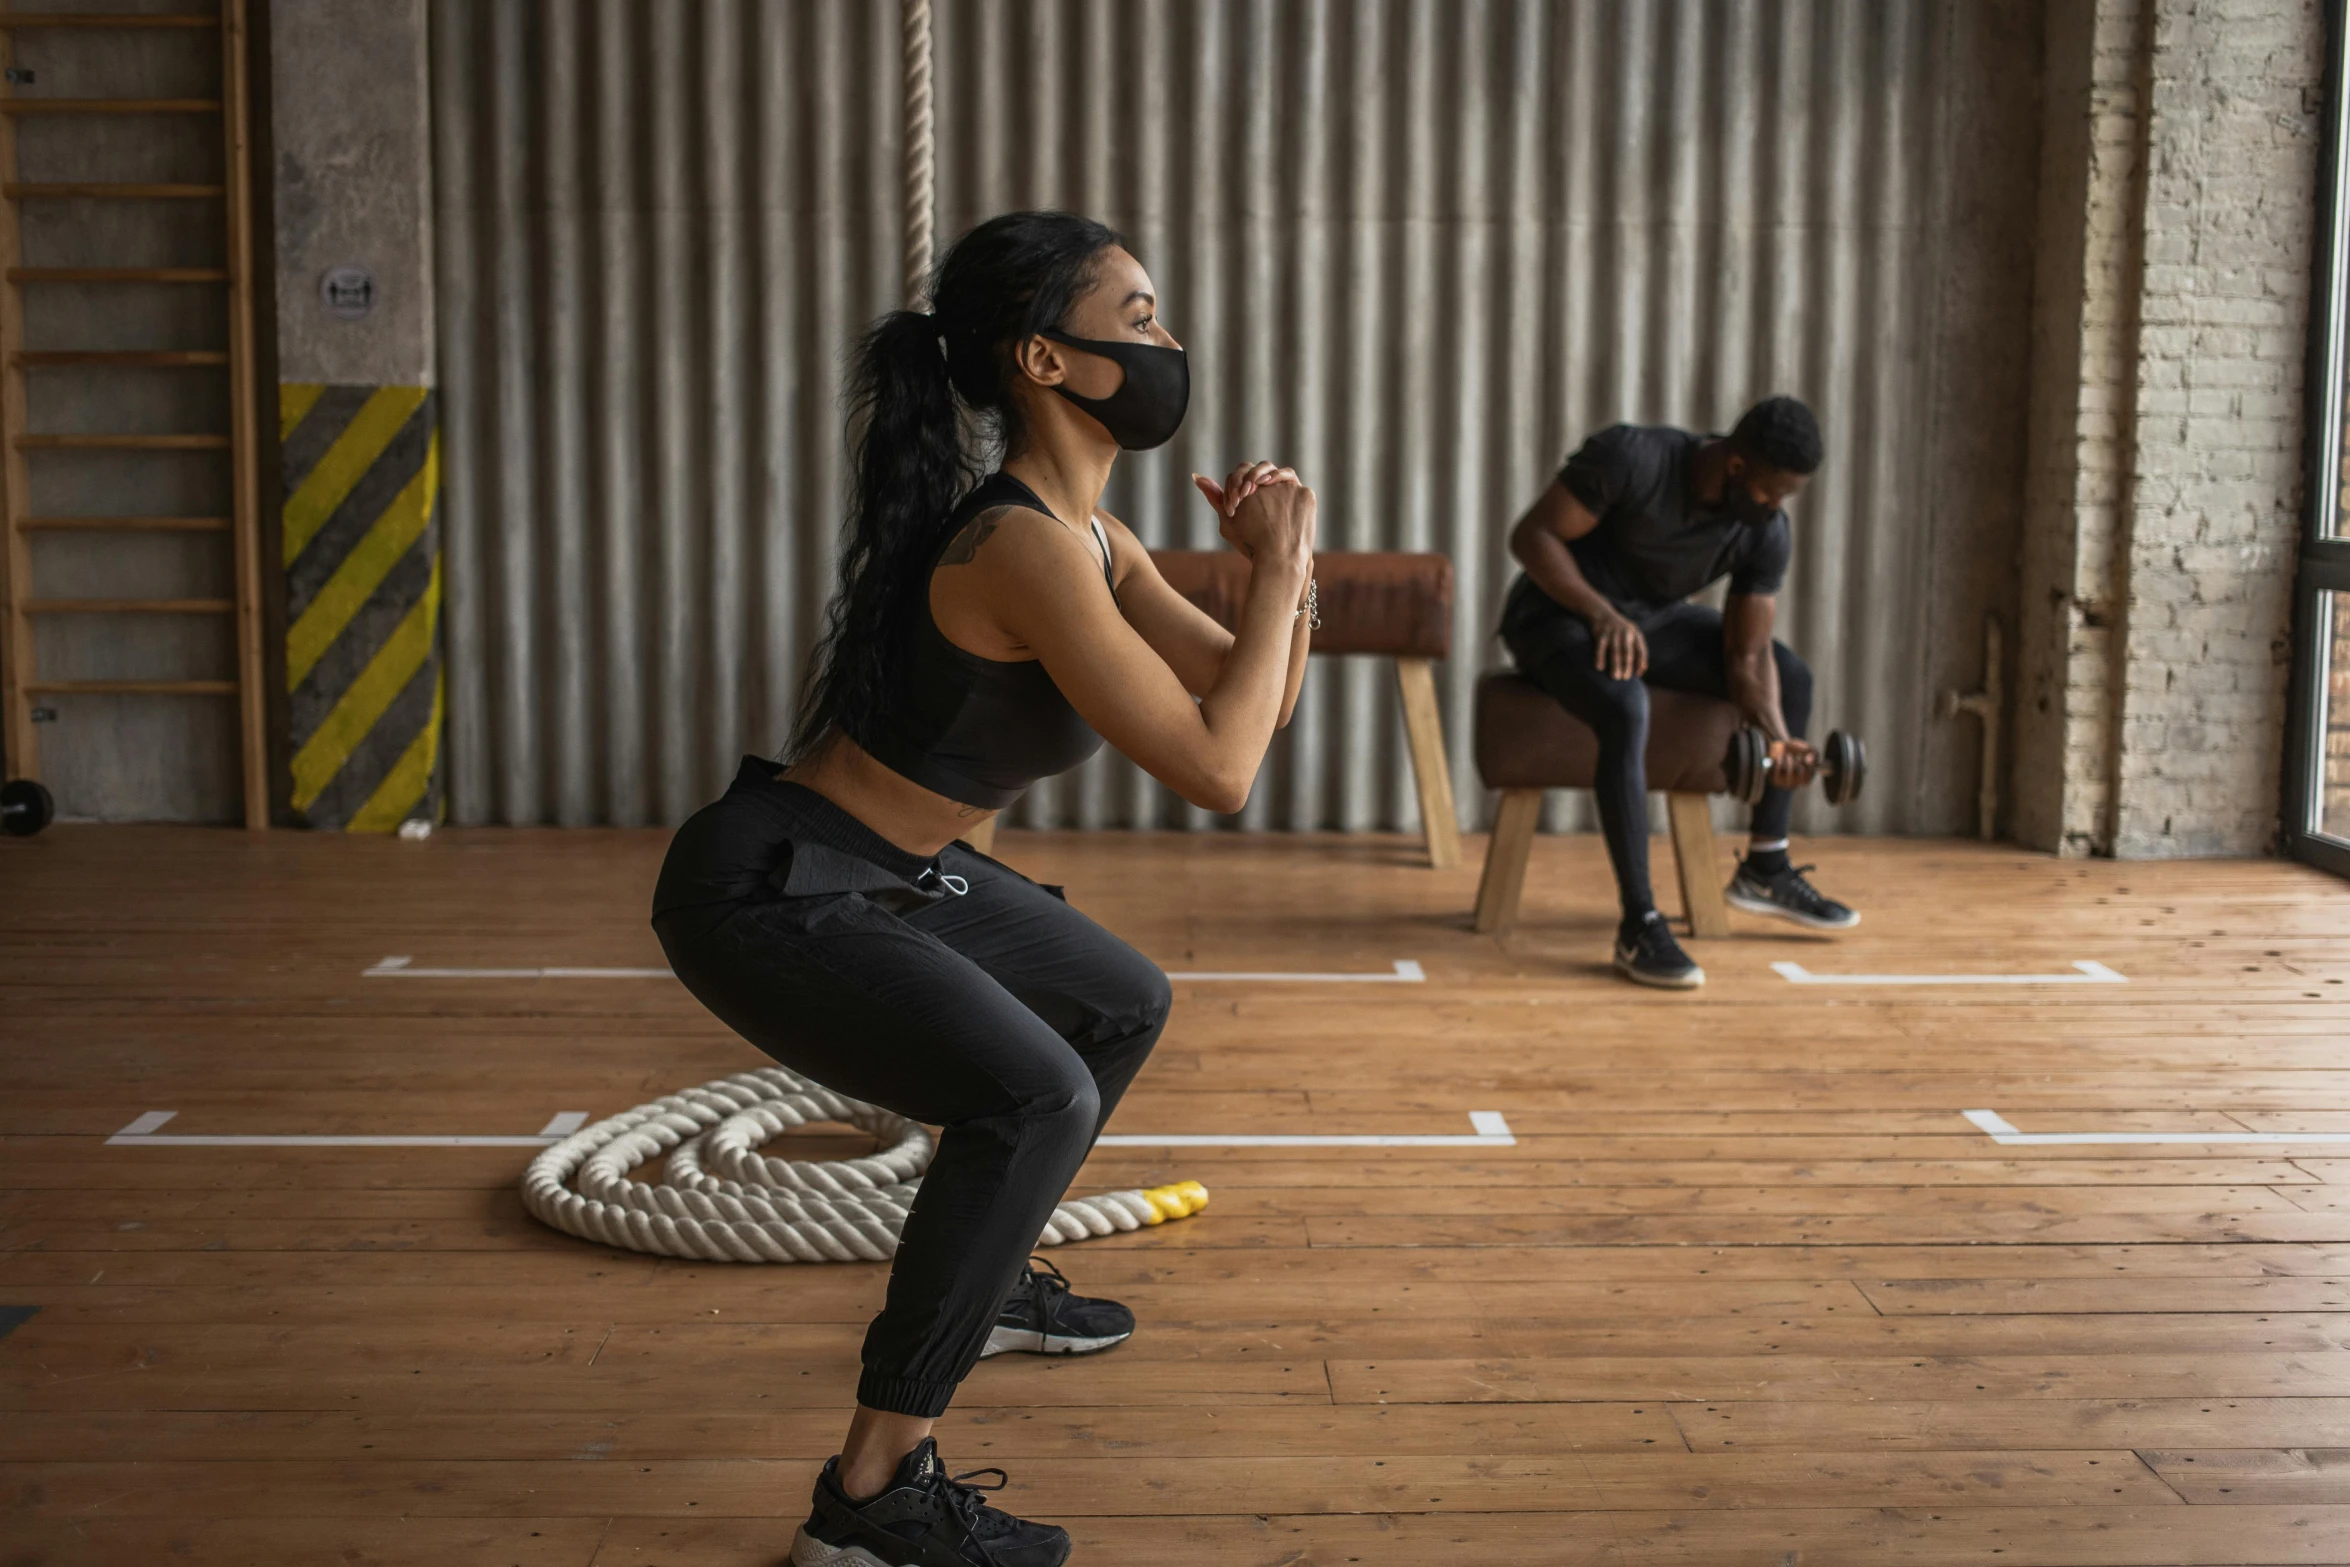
[849, 473, 1111, 808]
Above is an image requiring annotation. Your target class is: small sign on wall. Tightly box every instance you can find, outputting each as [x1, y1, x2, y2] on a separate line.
[320, 266, 376, 320]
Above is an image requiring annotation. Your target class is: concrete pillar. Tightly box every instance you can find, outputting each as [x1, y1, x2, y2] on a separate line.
[2013, 0, 2151, 855]
[269, 0, 443, 831]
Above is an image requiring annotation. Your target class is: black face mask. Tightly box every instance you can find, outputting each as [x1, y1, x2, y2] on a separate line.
[1039, 328, 1190, 450]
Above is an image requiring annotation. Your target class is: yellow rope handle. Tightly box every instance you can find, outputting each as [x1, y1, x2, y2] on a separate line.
[1139, 1181, 1211, 1223]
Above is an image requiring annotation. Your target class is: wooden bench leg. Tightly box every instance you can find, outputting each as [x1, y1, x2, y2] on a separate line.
[1473, 788, 1543, 934]
[1666, 791, 1728, 938]
[1394, 656, 1461, 869]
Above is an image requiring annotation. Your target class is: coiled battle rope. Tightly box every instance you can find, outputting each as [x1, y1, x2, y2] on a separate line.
[520, 1066, 1206, 1263]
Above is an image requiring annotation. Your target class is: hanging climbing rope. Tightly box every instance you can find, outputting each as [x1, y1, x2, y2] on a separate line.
[902, 0, 934, 308]
[520, 1065, 1207, 1264]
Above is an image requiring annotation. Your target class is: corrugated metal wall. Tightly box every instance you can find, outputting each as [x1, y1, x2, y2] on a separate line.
[431, 0, 2041, 833]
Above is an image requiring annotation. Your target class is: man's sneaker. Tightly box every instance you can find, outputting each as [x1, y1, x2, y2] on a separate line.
[790, 1436, 1070, 1567]
[979, 1256, 1135, 1358]
[1614, 910, 1704, 989]
[1726, 856, 1861, 931]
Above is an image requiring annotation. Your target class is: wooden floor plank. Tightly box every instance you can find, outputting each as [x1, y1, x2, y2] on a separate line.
[1306, 1212, 2350, 1245]
[10, 1152, 2331, 1189]
[0, 1517, 609, 1567]
[1863, 1277, 2350, 1313]
[2143, 1449, 2350, 1504]
[0, 1448, 2184, 1518]
[18, 1508, 2350, 1567]
[14, 1310, 2345, 1369]
[594, 1507, 2350, 1566]
[0, 1276, 1872, 1325]
[1329, 1353, 2350, 1403]
[7, 1239, 2347, 1286]
[0, 1358, 1336, 1413]
[1674, 1398, 2350, 1450]
[11, 1177, 2330, 1223]
[0, 1404, 1683, 1463]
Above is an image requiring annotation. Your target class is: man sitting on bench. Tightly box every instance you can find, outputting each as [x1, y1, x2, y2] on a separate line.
[1501, 395, 1858, 989]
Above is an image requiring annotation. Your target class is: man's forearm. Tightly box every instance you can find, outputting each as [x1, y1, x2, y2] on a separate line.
[1516, 533, 1619, 625]
[1728, 655, 1787, 741]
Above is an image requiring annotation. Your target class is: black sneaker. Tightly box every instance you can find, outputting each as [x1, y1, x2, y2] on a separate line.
[790, 1436, 1070, 1567]
[979, 1256, 1135, 1358]
[1613, 910, 1704, 989]
[1725, 856, 1861, 931]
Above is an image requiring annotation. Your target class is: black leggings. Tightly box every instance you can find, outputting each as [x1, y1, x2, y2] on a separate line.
[651, 761, 1168, 1419]
[1502, 597, 1813, 919]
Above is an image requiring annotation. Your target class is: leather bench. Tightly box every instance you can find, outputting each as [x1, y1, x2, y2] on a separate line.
[1151, 549, 1459, 867]
[1471, 671, 1741, 937]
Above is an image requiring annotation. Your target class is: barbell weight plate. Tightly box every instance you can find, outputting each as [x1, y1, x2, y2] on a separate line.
[1, 778, 54, 836]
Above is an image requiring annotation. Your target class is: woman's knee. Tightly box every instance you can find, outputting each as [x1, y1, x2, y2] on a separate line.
[1127, 961, 1172, 1040]
[1023, 1067, 1102, 1160]
[1085, 941, 1172, 1046]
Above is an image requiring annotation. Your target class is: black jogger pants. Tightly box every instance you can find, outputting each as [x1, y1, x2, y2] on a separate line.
[651, 760, 1169, 1419]
[1501, 592, 1814, 919]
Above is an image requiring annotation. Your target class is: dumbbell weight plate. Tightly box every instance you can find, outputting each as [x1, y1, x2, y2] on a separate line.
[1, 777, 54, 837]
[1822, 730, 1867, 807]
[1723, 727, 1771, 806]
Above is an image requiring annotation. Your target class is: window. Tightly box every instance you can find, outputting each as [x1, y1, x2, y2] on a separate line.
[2291, 11, 2350, 876]
[2318, 593, 2350, 841]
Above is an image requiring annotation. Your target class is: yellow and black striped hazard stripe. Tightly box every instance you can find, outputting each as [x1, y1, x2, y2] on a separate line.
[278, 384, 442, 831]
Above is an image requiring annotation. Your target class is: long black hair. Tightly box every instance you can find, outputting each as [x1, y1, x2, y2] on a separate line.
[787, 210, 1126, 760]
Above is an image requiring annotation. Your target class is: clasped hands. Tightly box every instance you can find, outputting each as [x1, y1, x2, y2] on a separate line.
[1190, 460, 1315, 576]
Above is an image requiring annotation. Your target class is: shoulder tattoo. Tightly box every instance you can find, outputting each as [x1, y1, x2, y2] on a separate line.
[939, 504, 1021, 567]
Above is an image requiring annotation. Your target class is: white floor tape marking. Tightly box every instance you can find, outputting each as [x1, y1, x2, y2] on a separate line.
[1964, 1107, 2350, 1146]
[106, 1108, 1513, 1151]
[364, 955, 1427, 984]
[365, 957, 670, 979]
[1170, 959, 1426, 983]
[105, 1109, 589, 1148]
[1775, 960, 2127, 986]
[1098, 1111, 1514, 1148]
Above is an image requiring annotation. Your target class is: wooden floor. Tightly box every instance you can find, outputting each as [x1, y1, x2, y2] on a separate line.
[4, 825, 2350, 1565]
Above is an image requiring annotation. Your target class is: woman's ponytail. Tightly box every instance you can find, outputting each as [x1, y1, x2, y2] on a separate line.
[788, 309, 970, 758]
[788, 211, 1126, 762]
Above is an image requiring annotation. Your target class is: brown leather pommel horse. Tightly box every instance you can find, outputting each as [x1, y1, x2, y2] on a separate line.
[1151, 550, 1459, 868]
[1470, 672, 1744, 937]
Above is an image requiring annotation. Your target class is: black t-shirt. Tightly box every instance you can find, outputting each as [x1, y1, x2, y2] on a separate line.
[1546, 423, 1791, 619]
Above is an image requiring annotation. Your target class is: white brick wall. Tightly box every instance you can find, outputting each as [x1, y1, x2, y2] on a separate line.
[2113, 0, 2319, 857]
[2014, 0, 2322, 858]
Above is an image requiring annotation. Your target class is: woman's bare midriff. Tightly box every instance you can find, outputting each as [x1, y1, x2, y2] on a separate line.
[782, 735, 995, 858]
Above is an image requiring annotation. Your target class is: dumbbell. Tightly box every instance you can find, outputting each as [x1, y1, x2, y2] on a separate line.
[1723, 728, 1867, 807]
[2, 778, 54, 836]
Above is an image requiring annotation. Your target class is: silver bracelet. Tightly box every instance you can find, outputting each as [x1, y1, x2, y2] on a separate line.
[1294, 578, 1321, 631]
